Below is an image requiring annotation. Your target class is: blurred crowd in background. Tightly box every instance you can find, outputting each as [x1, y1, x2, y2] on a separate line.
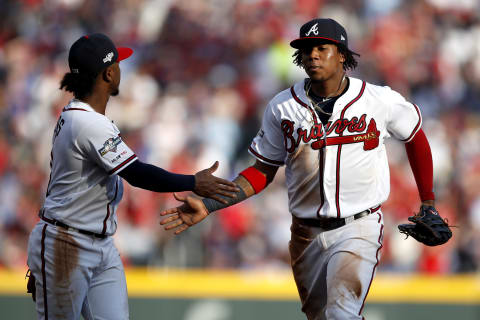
[1, 0, 480, 274]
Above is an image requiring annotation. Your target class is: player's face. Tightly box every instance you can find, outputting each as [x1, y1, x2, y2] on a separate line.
[300, 44, 345, 82]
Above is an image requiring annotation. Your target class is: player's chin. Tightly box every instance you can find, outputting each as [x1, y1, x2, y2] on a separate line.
[308, 75, 327, 83]
[305, 70, 327, 82]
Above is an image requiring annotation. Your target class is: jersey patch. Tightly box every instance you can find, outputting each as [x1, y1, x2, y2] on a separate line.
[98, 136, 122, 156]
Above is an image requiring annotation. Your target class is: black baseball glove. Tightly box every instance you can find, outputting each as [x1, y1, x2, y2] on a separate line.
[26, 269, 36, 302]
[398, 205, 452, 246]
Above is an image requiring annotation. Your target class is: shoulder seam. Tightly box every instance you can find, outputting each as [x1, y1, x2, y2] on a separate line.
[74, 116, 115, 152]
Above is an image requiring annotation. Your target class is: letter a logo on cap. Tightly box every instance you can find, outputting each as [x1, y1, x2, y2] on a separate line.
[305, 23, 319, 36]
[341, 34, 346, 41]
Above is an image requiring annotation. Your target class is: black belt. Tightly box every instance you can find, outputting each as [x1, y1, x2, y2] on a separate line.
[40, 212, 107, 239]
[294, 205, 381, 231]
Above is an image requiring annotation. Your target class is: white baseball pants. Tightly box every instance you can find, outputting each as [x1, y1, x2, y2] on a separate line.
[27, 221, 129, 320]
[289, 211, 384, 320]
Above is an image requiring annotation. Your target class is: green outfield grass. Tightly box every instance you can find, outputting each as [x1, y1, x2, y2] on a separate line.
[1, 296, 478, 320]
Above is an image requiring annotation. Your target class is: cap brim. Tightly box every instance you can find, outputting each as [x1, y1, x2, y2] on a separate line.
[117, 47, 133, 61]
[290, 37, 340, 49]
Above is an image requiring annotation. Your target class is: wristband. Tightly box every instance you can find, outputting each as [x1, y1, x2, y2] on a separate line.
[239, 167, 267, 194]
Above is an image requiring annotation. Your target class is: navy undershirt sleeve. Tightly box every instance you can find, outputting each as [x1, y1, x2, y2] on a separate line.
[118, 160, 195, 192]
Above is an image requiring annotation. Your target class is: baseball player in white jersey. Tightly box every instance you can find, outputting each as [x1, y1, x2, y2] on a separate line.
[26, 33, 239, 320]
[160, 18, 440, 320]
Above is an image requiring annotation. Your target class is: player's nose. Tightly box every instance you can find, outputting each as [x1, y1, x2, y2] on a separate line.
[306, 47, 321, 60]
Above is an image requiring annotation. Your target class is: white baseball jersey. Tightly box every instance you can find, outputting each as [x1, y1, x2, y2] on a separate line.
[41, 99, 137, 235]
[249, 77, 421, 219]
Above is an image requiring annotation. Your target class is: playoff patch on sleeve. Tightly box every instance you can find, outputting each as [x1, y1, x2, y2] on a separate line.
[98, 136, 122, 156]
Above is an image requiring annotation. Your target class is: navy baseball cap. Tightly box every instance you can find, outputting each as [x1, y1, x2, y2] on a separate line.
[290, 18, 349, 49]
[68, 33, 133, 76]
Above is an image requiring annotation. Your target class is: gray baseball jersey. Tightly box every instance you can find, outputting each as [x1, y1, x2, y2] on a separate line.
[28, 99, 137, 320]
[42, 99, 137, 235]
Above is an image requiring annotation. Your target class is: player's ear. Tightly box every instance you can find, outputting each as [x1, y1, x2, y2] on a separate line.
[102, 65, 114, 83]
[338, 50, 346, 63]
[335, 45, 346, 63]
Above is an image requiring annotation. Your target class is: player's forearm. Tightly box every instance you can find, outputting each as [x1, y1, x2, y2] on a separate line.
[202, 172, 264, 213]
[119, 160, 195, 192]
[201, 161, 277, 213]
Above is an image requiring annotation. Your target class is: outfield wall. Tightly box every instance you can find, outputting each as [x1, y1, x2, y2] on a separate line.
[1, 269, 479, 319]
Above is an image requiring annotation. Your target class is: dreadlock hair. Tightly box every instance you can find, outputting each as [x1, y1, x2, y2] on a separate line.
[292, 43, 360, 71]
[59, 71, 98, 100]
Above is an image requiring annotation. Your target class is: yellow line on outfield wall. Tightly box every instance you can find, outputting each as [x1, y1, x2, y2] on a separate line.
[2, 269, 480, 303]
[126, 269, 299, 300]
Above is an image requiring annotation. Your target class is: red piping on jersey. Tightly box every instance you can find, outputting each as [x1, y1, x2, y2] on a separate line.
[248, 146, 284, 166]
[108, 154, 137, 175]
[335, 81, 366, 217]
[359, 212, 383, 316]
[290, 86, 319, 124]
[40, 224, 49, 320]
[291, 85, 326, 213]
[317, 148, 325, 215]
[62, 108, 88, 112]
[102, 180, 119, 235]
[401, 104, 422, 142]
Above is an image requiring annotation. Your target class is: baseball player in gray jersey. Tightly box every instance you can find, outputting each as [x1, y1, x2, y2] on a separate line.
[160, 19, 451, 319]
[26, 33, 239, 319]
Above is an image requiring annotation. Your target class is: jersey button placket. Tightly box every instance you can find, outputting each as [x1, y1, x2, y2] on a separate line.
[315, 112, 327, 218]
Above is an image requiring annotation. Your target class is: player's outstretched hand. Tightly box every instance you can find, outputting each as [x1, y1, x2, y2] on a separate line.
[194, 161, 240, 204]
[160, 193, 209, 235]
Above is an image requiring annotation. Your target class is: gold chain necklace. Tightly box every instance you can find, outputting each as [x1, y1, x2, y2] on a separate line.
[305, 75, 345, 116]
